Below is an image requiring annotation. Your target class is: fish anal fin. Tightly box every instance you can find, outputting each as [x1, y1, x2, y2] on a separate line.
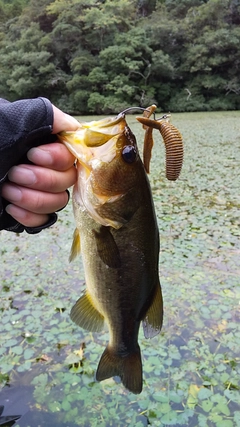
[96, 345, 142, 394]
[70, 292, 104, 332]
[142, 280, 163, 339]
[93, 226, 121, 268]
[69, 228, 81, 262]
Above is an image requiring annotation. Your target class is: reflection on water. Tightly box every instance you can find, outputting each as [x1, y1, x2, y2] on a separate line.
[1, 112, 240, 426]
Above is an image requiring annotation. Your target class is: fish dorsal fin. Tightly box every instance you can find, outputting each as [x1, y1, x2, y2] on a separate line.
[69, 228, 81, 262]
[93, 226, 121, 268]
[70, 292, 104, 332]
[142, 280, 163, 338]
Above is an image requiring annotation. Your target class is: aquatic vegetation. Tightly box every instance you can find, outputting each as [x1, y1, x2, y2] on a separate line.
[0, 111, 239, 426]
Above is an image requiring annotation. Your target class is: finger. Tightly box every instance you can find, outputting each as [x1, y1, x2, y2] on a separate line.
[8, 164, 77, 193]
[2, 183, 69, 214]
[51, 105, 80, 134]
[5, 204, 49, 228]
[27, 142, 76, 171]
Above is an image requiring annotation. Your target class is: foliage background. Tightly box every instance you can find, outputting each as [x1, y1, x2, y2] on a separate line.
[0, 0, 240, 114]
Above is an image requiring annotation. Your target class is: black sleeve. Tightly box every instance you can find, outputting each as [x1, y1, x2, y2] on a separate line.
[0, 97, 58, 234]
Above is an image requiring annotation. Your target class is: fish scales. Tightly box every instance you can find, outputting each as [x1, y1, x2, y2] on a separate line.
[58, 114, 163, 394]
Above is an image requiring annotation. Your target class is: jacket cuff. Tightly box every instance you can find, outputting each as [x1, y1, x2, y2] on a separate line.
[1, 212, 58, 234]
[25, 213, 58, 234]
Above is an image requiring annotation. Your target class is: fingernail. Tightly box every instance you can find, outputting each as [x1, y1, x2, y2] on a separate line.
[5, 204, 24, 219]
[27, 147, 53, 165]
[3, 184, 22, 202]
[8, 166, 37, 185]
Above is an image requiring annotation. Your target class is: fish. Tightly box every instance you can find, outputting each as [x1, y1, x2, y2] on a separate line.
[58, 113, 163, 394]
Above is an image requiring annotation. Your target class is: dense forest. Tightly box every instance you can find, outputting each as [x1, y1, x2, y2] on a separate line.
[0, 0, 240, 113]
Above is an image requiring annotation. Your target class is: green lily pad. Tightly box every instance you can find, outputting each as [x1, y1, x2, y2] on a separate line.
[1, 112, 240, 425]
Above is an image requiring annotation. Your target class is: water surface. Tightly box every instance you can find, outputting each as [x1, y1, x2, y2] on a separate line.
[1, 112, 240, 426]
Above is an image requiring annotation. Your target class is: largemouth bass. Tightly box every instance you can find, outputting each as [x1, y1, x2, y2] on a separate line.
[58, 113, 163, 394]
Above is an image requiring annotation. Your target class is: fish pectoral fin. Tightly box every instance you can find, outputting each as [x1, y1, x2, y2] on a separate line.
[93, 226, 121, 268]
[69, 228, 81, 262]
[142, 279, 163, 339]
[70, 292, 104, 332]
[96, 345, 142, 394]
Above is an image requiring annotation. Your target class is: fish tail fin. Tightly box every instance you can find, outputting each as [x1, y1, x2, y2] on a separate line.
[96, 345, 142, 394]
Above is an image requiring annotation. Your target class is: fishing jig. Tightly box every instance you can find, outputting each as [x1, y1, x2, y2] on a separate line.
[134, 105, 184, 180]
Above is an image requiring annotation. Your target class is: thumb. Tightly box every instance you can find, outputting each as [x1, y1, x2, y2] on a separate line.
[51, 105, 80, 134]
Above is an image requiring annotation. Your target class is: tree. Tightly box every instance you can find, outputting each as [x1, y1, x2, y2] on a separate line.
[177, 0, 240, 109]
[0, 0, 28, 24]
[0, 0, 239, 112]
[0, 23, 61, 101]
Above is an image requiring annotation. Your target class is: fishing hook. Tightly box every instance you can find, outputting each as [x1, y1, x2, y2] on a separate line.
[118, 107, 171, 122]
[118, 107, 157, 120]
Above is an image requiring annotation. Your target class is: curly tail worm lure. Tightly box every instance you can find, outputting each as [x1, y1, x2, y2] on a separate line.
[136, 106, 183, 180]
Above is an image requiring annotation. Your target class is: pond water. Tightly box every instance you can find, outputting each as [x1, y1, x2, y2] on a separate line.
[0, 112, 240, 427]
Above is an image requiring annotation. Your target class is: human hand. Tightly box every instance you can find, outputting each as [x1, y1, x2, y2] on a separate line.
[2, 105, 79, 228]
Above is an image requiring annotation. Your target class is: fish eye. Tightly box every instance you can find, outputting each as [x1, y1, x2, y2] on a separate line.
[122, 145, 137, 163]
